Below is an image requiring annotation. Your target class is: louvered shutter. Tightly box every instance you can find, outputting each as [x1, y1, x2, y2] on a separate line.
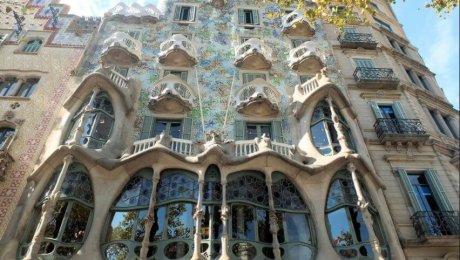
[392, 101, 407, 119]
[174, 6, 181, 20]
[182, 117, 193, 140]
[234, 120, 246, 140]
[271, 120, 284, 143]
[140, 116, 154, 140]
[397, 168, 423, 213]
[189, 6, 196, 22]
[424, 169, 454, 211]
[180, 71, 188, 82]
[370, 101, 383, 119]
[252, 10, 259, 25]
[238, 9, 245, 24]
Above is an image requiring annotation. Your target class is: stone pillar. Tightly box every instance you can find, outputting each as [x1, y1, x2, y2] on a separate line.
[140, 168, 161, 260]
[433, 110, 455, 138]
[421, 105, 440, 133]
[25, 155, 73, 260]
[67, 87, 101, 145]
[264, 168, 281, 260]
[347, 162, 383, 260]
[219, 179, 230, 260]
[192, 171, 205, 260]
[7, 78, 25, 96]
[326, 97, 352, 154]
[446, 116, 460, 139]
[408, 70, 424, 89]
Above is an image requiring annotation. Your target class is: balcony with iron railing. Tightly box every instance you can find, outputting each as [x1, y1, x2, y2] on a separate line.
[288, 41, 324, 73]
[411, 211, 460, 239]
[101, 32, 142, 66]
[374, 118, 430, 144]
[234, 38, 273, 70]
[159, 34, 197, 67]
[148, 74, 195, 114]
[235, 78, 280, 117]
[281, 9, 315, 36]
[338, 33, 377, 49]
[353, 67, 400, 89]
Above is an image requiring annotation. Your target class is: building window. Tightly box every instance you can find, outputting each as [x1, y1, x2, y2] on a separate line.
[299, 75, 314, 84]
[238, 9, 260, 25]
[0, 127, 15, 150]
[326, 170, 389, 259]
[291, 39, 307, 48]
[353, 58, 375, 68]
[343, 27, 358, 34]
[16, 78, 39, 97]
[65, 92, 115, 149]
[0, 78, 18, 96]
[18, 163, 93, 259]
[374, 18, 392, 32]
[164, 70, 188, 82]
[429, 110, 447, 135]
[173, 5, 196, 22]
[22, 39, 42, 53]
[127, 30, 141, 40]
[113, 66, 129, 78]
[310, 100, 354, 156]
[234, 120, 284, 142]
[139, 117, 193, 140]
[370, 2, 380, 10]
[242, 72, 266, 84]
[0, 33, 8, 44]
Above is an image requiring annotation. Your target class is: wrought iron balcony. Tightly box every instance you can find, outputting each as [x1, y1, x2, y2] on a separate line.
[411, 211, 460, 239]
[101, 32, 142, 65]
[353, 67, 399, 89]
[234, 38, 272, 70]
[159, 34, 197, 67]
[281, 10, 315, 36]
[338, 33, 377, 49]
[374, 118, 429, 144]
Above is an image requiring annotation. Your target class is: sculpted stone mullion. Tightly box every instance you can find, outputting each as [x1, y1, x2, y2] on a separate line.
[219, 179, 230, 260]
[24, 154, 73, 260]
[264, 169, 281, 260]
[68, 87, 101, 145]
[347, 163, 383, 260]
[326, 96, 352, 154]
[139, 168, 161, 260]
[192, 171, 205, 260]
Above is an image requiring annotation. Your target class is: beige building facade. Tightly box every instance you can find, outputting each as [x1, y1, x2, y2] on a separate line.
[0, 0, 458, 260]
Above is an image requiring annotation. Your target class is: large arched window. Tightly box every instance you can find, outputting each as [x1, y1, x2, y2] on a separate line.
[65, 92, 114, 149]
[103, 169, 198, 260]
[0, 127, 15, 150]
[18, 163, 94, 259]
[310, 100, 354, 156]
[272, 172, 315, 259]
[325, 170, 388, 259]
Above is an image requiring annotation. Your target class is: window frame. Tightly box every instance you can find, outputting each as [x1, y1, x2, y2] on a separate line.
[237, 8, 261, 27]
[16, 78, 39, 97]
[22, 38, 43, 53]
[172, 4, 198, 23]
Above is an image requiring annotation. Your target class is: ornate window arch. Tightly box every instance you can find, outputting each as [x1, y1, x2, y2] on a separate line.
[310, 100, 354, 156]
[325, 170, 389, 259]
[18, 162, 94, 259]
[22, 39, 42, 53]
[0, 127, 15, 150]
[65, 91, 114, 149]
[103, 169, 198, 260]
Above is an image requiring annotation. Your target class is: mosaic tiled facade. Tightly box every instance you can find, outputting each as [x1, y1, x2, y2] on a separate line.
[0, 0, 459, 259]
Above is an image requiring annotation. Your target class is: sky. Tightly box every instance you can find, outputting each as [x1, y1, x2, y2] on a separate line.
[60, 0, 459, 109]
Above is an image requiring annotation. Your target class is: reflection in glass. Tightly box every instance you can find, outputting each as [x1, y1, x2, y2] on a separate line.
[285, 245, 312, 259]
[105, 243, 128, 260]
[232, 242, 257, 260]
[328, 208, 353, 246]
[164, 242, 189, 259]
[256, 209, 272, 243]
[232, 205, 255, 240]
[62, 203, 90, 243]
[285, 213, 310, 243]
[167, 203, 194, 239]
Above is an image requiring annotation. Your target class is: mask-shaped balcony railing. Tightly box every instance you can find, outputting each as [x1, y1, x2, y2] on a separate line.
[353, 67, 400, 89]
[281, 9, 315, 36]
[159, 34, 197, 67]
[148, 74, 195, 114]
[288, 41, 325, 73]
[411, 211, 460, 239]
[101, 32, 142, 65]
[208, 0, 226, 8]
[236, 78, 280, 117]
[374, 118, 430, 145]
[338, 33, 377, 49]
[234, 38, 273, 70]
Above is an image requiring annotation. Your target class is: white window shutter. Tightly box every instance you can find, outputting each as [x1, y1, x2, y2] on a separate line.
[424, 169, 454, 211]
[140, 116, 154, 140]
[392, 101, 407, 119]
[271, 120, 284, 143]
[252, 10, 259, 25]
[189, 6, 196, 22]
[238, 9, 244, 24]
[174, 6, 181, 20]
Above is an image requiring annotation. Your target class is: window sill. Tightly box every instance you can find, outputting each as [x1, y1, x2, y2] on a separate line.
[0, 96, 31, 101]
[172, 20, 196, 25]
[239, 24, 262, 30]
[13, 51, 39, 55]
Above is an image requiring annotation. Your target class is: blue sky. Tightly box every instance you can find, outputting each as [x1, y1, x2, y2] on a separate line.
[60, 0, 459, 109]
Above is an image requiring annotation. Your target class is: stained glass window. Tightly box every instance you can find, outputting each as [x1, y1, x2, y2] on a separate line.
[227, 172, 268, 206]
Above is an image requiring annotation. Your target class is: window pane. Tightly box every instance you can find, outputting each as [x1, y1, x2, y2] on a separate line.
[151, 207, 166, 241]
[201, 206, 211, 239]
[285, 213, 310, 243]
[327, 208, 353, 246]
[232, 205, 255, 240]
[167, 203, 194, 239]
[44, 201, 68, 238]
[134, 210, 148, 242]
[170, 122, 182, 138]
[212, 206, 223, 239]
[108, 211, 136, 241]
[311, 123, 330, 147]
[285, 245, 312, 260]
[62, 203, 91, 243]
[93, 113, 113, 140]
[246, 125, 258, 139]
[256, 208, 272, 243]
[154, 121, 167, 136]
[349, 208, 369, 242]
[260, 125, 272, 138]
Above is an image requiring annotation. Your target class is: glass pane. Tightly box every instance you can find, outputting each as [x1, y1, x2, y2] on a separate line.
[134, 210, 147, 242]
[93, 94, 114, 114]
[92, 113, 113, 140]
[44, 201, 68, 239]
[105, 243, 129, 260]
[82, 113, 96, 139]
[272, 175, 306, 210]
[170, 122, 182, 138]
[154, 121, 168, 136]
[108, 211, 136, 241]
[62, 203, 91, 243]
[212, 206, 223, 239]
[246, 125, 258, 139]
[285, 245, 312, 259]
[167, 203, 194, 239]
[327, 208, 353, 246]
[256, 208, 272, 243]
[232, 205, 255, 240]
[260, 125, 272, 138]
[201, 206, 211, 239]
[203, 181, 222, 202]
[157, 173, 199, 203]
[151, 207, 166, 241]
[115, 176, 152, 208]
[232, 242, 257, 259]
[349, 208, 369, 242]
[164, 241, 189, 259]
[285, 213, 310, 243]
[227, 174, 268, 206]
[311, 123, 330, 147]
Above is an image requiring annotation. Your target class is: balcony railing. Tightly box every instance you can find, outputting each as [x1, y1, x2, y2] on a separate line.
[353, 67, 399, 89]
[281, 10, 314, 36]
[95, 67, 129, 89]
[374, 118, 429, 143]
[159, 34, 197, 66]
[411, 211, 460, 239]
[338, 33, 377, 49]
[133, 137, 194, 155]
[288, 41, 324, 72]
[234, 38, 272, 69]
[149, 74, 195, 113]
[101, 32, 142, 65]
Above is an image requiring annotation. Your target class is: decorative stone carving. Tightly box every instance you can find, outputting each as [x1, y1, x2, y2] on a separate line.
[235, 78, 280, 117]
[281, 9, 315, 37]
[0, 151, 13, 182]
[234, 38, 273, 70]
[148, 74, 195, 114]
[101, 31, 142, 66]
[288, 41, 324, 73]
[159, 34, 197, 67]
[256, 133, 272, 152]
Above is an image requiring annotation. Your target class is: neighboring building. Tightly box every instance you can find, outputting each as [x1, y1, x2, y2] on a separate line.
[0, 0, 458, 260]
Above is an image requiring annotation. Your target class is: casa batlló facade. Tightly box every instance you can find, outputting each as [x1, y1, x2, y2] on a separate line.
[0, 0, 458, 259]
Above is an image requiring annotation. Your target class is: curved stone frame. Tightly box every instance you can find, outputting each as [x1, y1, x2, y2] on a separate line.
[325, 169, 390, 260]
[17, 161, 94, 259]
[0, 120, 20, 181]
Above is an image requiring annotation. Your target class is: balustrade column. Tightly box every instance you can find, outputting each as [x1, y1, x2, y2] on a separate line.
[326, 97, 352, 154]
[264, 168, 282, 260]
[219, 179, 230, 260]
[347, 163, 383, 260]
[68, 87, 101, 145]
[140, 168, 161, 260]
[433, 110, 455, 138]
[25, 155, 73, 260]
[192, 171, 205, 260]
